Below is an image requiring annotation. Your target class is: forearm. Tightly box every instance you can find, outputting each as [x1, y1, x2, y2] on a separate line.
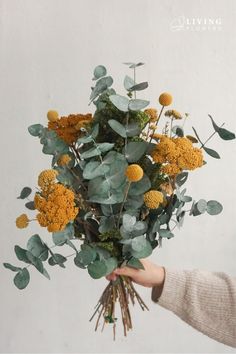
[152, 268, 236, 348]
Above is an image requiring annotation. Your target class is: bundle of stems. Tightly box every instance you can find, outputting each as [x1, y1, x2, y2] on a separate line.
[89, 275, 149, 340]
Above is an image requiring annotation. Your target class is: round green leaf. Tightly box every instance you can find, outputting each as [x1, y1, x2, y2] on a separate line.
[93, 65, 107, 80]
[87, 260, 107, 279]
[108, 119, 127, 138]
[17, 187, 32, 199]
[14, 268, 30, 290]
[109, 94, 129, 112]
[207, 200, 223, 215]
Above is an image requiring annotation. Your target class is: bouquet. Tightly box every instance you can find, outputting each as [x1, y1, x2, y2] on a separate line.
[4, 62, 235, 339]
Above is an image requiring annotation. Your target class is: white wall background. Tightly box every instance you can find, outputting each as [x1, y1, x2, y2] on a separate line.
[0, 0, 236, 353]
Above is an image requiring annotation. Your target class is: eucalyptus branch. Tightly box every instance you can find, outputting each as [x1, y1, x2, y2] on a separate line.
[117, 181, 131, 227]
[199, 123, 225, 149]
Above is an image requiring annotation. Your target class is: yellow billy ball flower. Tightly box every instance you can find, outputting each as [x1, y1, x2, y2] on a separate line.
[16, 214, 29, 229]
[125, 164, 144, 182]
[47, 110, 59, 122]
[57, 154, 71, 166]
[159, 92, 173, 106]
[144, 190, 164, 209]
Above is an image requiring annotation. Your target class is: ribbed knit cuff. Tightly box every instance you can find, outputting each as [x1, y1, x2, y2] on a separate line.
[151, 267, 188, 312]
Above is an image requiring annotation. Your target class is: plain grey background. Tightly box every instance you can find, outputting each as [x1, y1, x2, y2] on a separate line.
[0, 0, 235, 353]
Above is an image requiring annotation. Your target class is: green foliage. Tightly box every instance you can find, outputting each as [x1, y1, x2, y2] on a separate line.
[203, 146, 220, 159]
[109, 94, 129, 112]
[48, 254, 67, 268]
[129, 99, 149, 111]
[127, 257, 145, 270]
[209, 115, 235, 140]
[52, 223, 74, 246]
[28, 124, 44, 137]
[124, 141, 147, 162]
[27, 234, 48, 261]
[93, 65, 107, 80]
[206, 200, 223, 215]
[14, 268, 30, 290]
[87, 260, 107, 279]
[129, 174, 151, 196]
[17, 187, 32, 199]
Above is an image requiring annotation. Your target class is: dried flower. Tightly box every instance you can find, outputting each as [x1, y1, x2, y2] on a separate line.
[48, 113, 93, 144]
[125, 164, 144, 182]
[144, 190, 164, 209]
[144, 108, 158, 122]
[159, 93, 173, 106]
[47, 110, 59, 122]
[16, 214, 29, 229]
[57, 154, 71, 166]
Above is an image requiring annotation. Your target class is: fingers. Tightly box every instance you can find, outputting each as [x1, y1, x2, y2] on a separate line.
[113, 266, 138, 278]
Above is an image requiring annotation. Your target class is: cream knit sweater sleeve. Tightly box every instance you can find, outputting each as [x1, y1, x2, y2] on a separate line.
[151, 268, 236, 348]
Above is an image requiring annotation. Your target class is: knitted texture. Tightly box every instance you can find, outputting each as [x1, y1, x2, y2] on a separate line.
[151, 268, 236, 348]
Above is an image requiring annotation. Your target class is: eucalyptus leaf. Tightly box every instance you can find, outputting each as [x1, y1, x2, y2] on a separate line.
[108, 119, 127, 138]
[3, 263, 21, 272]
[83, 161, 110, 180]
[28, 124, 44, 137]
[206, 200, 223, 215]
[17, 187, 32, 199]
[93, 65, 107, 80]
[128, 82, 148, 92]
[14, 246, 31, 264]
[203, 146, 220, 159]
[27, 234, 48, 261]
[158, 229, 174, 238]
[127, 257, 145, 270]
[172, 125, 184, 137]
[52, 223, 74, 246]
[124, 75, 135, 90]
[48, 254, 67, 268]
[76, 248, 96, 266]
[129, 174, 151, 196]
[124, 141, 147, 162]
[176, 172, 188, 187]
[25, 201, 35, 210]
[104, 257, 118, 274]
[209, 115, 235, 140]
[26, 251, 44, 274]
[74, 254, 86, 269]
[87, 260, 107, 279]
[129, 99, 149, 111]
[109, 94, 129, 112]
[14, 268, 30, 290]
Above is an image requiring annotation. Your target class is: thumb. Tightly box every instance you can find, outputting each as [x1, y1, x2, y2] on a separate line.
[113, 266, 138, 278]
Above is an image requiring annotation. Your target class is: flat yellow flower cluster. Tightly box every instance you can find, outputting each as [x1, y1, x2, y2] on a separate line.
[143, 190, 164, 209]
[57, 154, 71, 166]
[152, 135, 203, 176]
[35, 170, 79, 232]
[48, 113, 93, 145]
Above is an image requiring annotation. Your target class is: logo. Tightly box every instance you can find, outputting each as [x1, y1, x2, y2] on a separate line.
[170, 16, 222, 32]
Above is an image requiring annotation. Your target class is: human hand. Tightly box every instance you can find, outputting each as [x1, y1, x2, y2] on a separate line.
[106, 258, 165, 289]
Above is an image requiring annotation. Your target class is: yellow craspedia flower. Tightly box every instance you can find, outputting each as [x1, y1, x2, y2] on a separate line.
[125, 164, 143, 182]
[144, 108, 158, 122]
[38, 169, 58, 189]
[57, 154, 71, 166]
[159, 92, 173, 106]
[144, 190, 164, 209]
[47, 110, 59, 122]
[16, 214, 29, 229]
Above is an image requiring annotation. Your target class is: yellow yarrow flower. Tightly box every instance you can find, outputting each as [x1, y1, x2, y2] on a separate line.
[125, 164, 143, 182]
[35, 183, 79, 232]
[16, 214, 29, 229]
[57, 154, 71, 166]
[38, 169, 58, 190]
[159, 93, 173, 106]
[144, 190, 164, 209]
[47, 110, 59, 122]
